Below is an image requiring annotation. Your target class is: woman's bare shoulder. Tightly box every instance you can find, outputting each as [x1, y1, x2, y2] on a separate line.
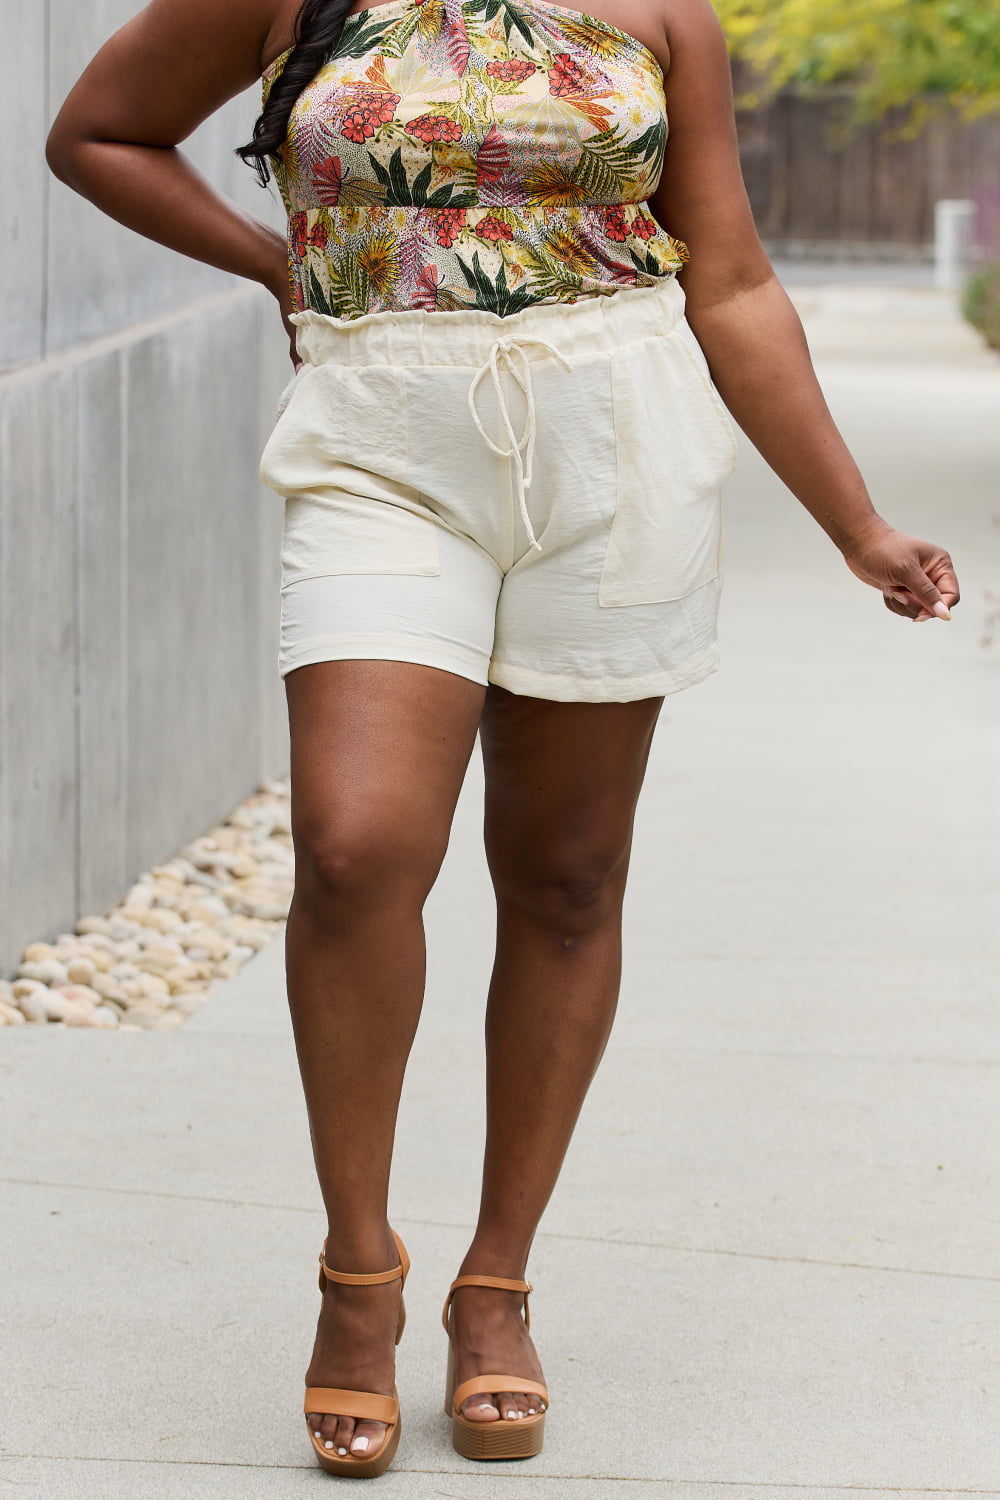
[597, 0, 722, 80]
[127, 0, 301, 81]
[661, 0, 730, 64]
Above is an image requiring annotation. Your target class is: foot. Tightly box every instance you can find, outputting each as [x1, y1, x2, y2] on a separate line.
[448, 1282, 547, 1423]
[305, 1252, 401, 1460]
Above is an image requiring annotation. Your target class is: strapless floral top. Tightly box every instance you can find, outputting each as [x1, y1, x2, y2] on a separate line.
[264, 0, 688, 319]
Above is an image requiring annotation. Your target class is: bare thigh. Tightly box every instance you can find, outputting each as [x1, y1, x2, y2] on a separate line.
[284, 660, 486, 893]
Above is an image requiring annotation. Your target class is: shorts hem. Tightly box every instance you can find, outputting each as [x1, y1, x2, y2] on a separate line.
[486, 645, 720, 703]
[278, 632, 490, 686]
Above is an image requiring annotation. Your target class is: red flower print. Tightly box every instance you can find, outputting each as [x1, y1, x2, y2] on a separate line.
[342, 107, 376, 143]
[486, 58, 536, 83]
[549, 53, 586, 97]
[433, 208, 467, 248]
[340, 89, 400, 143]
[413, 264, 443, 309]
[406, 114, 463, 144]
[289, 212, 309, 257]
[308, 220, 329, 250]
[604, 207, 630, 242]
[368, 89, 400, 126]
[633, 216, 657, 240]
[475, 214, 514, 243]
[311, 155, 345, 207]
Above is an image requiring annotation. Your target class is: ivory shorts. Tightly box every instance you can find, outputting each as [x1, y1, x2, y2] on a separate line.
[260, 276, 738, 702]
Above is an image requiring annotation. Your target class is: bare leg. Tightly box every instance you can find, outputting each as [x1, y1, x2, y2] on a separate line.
[285, 660, 485, 1458]
[448, 687, 663, 1422]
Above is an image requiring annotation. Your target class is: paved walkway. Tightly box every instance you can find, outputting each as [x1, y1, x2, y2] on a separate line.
[2, 279, 998, 1499]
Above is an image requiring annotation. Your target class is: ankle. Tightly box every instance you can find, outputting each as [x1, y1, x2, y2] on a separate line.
[321, 1222, 398, 1274]
[458, 1239, 532, 1282]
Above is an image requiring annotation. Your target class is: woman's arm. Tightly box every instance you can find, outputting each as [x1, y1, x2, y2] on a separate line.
[46, 0, 300, 353]
[650, 0, 959, 623]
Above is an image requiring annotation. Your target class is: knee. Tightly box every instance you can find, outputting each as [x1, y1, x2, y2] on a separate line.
[294, 819, 442, 916]
[492, 842, 627, 940]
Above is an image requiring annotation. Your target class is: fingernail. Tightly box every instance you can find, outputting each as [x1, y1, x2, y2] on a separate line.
[933, 601, 951, 620]
[352, 1436, 370, 1453]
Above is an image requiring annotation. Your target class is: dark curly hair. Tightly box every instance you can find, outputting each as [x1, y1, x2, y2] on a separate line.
[237, 0, 354, 186]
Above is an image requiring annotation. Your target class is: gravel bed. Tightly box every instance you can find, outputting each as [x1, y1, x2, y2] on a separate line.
[0, 778, 293, 1031]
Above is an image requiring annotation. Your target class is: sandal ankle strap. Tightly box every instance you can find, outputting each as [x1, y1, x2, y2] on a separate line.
[320, 1230, 410, 1288]
[442, 1273, 533, 1332]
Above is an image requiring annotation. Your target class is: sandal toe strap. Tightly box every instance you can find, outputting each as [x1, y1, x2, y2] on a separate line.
[304, 1387, 398, 1425]
[452, 1375, 549, 1414]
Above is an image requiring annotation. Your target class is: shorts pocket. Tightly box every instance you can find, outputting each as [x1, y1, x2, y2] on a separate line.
[600, 325, 738, 608]
[260, 364, 410, 499]
[266, 363, 440, 583]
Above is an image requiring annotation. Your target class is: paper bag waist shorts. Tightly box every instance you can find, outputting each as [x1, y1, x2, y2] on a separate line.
[260, 275, 738, 703]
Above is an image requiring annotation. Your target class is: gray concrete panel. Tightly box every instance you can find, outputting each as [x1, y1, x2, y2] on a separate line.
[0, 1469, 970, 1500]
[0, 1168, 997, 1489]
[46, 1, 225, 352]
[75, 349, 128, 914]
[0, 369, 78, 967]
[255, 292, 293, 781]
[0, 1, 46, 372]
[123, 296, 264, 877]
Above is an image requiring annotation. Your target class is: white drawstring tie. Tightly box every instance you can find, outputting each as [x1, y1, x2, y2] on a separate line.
[467, 336, 572, 553]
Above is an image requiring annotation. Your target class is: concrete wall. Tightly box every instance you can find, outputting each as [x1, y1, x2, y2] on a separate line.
[0, 0, 291, 970]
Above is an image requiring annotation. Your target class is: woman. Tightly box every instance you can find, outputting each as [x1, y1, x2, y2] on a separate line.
[47, 0, 959, 1479]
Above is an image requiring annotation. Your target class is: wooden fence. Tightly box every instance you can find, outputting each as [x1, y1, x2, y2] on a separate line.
[735, 85, 1000, 256]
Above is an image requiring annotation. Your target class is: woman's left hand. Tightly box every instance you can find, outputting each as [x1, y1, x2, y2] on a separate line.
[842, 521, 960, 622]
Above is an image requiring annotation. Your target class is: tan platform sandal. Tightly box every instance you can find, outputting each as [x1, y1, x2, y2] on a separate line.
[442, 1274, 549, 1461]
[304, 1230, 410, 1479]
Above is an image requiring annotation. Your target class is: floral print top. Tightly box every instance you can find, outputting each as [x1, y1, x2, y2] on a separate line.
[265, 0, 689, 319]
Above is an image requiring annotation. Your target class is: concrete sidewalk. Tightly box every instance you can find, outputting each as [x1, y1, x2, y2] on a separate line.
[2, 285, 999, 1499]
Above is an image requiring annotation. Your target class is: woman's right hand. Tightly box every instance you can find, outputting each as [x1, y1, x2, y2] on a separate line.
[264, 257, 301, 369]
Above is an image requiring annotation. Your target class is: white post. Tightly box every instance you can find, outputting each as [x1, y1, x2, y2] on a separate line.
[934, 199, 976, 291]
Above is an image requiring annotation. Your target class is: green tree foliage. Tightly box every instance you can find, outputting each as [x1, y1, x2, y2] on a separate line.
[715, 0, 1000, 121]
[963, 262, 1000, 349]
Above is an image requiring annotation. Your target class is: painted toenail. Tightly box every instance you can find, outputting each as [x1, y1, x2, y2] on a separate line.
[337, 1447, 347, 1456]
[528, 1407, 536, 1414]
[323, 1440, 334, 1450]
[352, 1436, 370, 1453]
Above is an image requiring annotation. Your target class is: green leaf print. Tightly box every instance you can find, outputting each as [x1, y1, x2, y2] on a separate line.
[325, 257, 373, 320]
[370, 146, 412, 204]
[628, 245, 664, 278]
[526, 249, 586, 302]
[305, 264, 337, 317]
[335, 11, 399, 59]
[630, 117, 667, 169]
[378, 10, 422, 58]
[572, 125, 644, 202]
[456, 251, 534, 317]
[370, 147, 477, 207]
[462, 0, 533, 50]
